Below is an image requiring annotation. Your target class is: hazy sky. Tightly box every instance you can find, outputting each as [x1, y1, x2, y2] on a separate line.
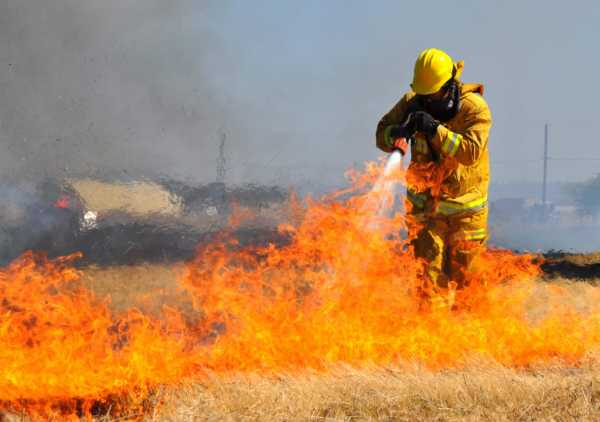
[1, 0, 599, 186]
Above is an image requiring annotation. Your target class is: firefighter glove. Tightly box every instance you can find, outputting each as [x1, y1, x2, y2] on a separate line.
[410, 111, 439, 139]
[383, 124, 413, 149]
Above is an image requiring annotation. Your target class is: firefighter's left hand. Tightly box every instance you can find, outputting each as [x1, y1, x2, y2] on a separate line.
[409, 111, 439, 139]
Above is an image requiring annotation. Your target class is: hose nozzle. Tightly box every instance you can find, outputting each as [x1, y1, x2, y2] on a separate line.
[393, 137, 409, 156]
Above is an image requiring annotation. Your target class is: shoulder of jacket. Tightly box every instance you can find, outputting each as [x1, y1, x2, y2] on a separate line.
[396, 91, 415, 107]
[403, 91, 416, 101]
[461, 91, 490, 114]
[386, 92, 417, 114]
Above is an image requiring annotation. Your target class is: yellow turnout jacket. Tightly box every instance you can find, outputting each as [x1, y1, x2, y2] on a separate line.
[376, 83, 492, 216]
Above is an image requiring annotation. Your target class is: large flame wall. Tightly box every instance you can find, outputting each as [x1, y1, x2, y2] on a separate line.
[1, 161, 599, 419]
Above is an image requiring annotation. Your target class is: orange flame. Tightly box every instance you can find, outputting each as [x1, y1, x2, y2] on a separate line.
[181, 161, 546, 372]
[53, 195, 71, 209]
[3, 159, 600, 419]
[0, 252, 199, 419]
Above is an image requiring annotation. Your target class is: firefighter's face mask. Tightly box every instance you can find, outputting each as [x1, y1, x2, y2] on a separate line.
[417, 79, 460, 122]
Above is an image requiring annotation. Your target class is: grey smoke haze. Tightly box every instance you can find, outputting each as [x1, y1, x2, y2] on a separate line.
[1, 1, 600, 187]
[0, 0, 236, 183]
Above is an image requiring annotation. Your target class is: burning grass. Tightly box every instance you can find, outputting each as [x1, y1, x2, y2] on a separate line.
[3, 159, 600, 420]
[0, 253, 199, 419]
[3, 257, 600, 420]
[6, 363, 600, 421]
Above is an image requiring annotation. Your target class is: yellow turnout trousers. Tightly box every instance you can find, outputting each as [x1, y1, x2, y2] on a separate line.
[409, 207, 488, 291]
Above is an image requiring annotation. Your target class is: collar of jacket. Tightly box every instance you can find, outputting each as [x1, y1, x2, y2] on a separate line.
[460, 82, 485, 96]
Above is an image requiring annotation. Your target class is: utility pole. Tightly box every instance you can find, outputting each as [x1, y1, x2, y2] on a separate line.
[216, 132, 226, 184]
[542, 123, 549, 207]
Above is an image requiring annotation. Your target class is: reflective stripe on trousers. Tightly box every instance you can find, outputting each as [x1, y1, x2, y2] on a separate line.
[407, 189, 488, 216]
[452, 227, 487, 242]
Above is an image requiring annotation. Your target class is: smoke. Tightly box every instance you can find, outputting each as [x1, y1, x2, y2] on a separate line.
[0, 1, 392, 189]
[3, 1, 600, 186]
[0, 181, 69, 263]
[490, 220, 600, 253]
[0, 0, 237, 183]
[2, 1, 600, 254]
[487, 181, 600, 253]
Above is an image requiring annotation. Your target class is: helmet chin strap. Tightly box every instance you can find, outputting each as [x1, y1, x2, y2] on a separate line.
[445, 66, 458, 108]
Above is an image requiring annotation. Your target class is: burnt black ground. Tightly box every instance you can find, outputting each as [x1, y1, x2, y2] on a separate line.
[541, 251, 600, 281]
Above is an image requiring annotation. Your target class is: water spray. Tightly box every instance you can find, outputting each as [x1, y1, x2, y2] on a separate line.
[362, 138, 408, 223]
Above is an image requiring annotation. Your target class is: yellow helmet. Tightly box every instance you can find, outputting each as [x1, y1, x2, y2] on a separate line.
[411, 48, 464, 95]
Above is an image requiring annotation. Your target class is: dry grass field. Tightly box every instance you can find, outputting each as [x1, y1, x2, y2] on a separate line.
[154, 364, 600, 421]
[50, 254, 600, 421]
[81, 262, 187, 314]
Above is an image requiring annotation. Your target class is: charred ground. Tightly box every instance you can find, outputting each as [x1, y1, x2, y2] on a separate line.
[542, 251, 600, 281]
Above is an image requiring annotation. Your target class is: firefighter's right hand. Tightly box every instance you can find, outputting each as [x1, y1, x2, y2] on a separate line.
[393, 137, 409, 156]
[383, 124, 413, 154]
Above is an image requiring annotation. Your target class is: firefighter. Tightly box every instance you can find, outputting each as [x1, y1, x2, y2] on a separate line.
[375, 48, 492, 306]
